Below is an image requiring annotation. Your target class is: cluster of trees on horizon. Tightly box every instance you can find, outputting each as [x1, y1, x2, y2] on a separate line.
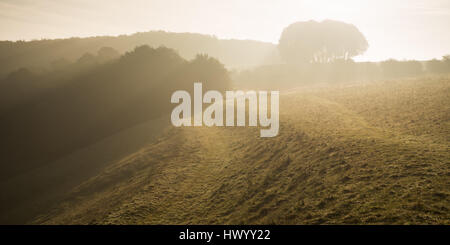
[0, 45, 230, 181]
[234, 20, 450, 89]
[1, 20, 449, 90]
[0, 30, 276, 78]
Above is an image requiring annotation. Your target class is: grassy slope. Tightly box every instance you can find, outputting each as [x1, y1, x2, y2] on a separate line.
[0, 116, 169, 224]
[34, 77, 450, 224]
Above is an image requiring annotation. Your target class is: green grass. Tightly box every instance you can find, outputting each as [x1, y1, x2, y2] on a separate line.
[33, 76, 450, 224]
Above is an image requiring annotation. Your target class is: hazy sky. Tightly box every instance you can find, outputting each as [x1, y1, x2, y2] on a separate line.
[1, 0, 449, 61]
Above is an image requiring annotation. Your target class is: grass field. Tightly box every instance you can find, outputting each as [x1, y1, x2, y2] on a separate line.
[33, 76, 450, 224]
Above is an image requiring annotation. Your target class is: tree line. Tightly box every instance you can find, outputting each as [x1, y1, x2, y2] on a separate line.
[234, 20, 450, 89]
[0, 45, 230, 180]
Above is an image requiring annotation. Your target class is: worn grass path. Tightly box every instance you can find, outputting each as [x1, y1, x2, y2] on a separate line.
[34, 77, 450, 224]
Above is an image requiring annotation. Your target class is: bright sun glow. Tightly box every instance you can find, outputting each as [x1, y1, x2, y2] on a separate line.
[0, 0, 449, 61]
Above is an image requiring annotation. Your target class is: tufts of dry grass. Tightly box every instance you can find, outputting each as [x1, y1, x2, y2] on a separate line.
[33, 76, 450, 224]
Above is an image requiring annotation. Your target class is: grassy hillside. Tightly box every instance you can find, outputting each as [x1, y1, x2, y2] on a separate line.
[0, 116, 169, 224]
[33, 76, 449, 224]
[0, 46, 231, 224]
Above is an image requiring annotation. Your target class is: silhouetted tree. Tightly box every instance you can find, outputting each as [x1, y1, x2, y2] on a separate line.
[76, 53, 97, 67]
[97, 47, 120, 63]
[278, 20, 368, 64]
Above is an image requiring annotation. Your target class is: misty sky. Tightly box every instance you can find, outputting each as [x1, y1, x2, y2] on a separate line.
[1, 0, 449, 61]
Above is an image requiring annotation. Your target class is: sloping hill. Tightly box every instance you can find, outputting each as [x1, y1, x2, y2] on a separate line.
[0, 46, 230, 224]
[33, 76, 449, 224]
[0, 115, 169, 224]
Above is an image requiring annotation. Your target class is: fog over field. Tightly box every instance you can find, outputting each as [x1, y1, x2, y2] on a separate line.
[0, 0, 448, 225]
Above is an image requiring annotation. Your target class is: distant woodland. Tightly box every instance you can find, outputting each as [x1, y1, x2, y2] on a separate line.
[0, 45, 230, 180]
